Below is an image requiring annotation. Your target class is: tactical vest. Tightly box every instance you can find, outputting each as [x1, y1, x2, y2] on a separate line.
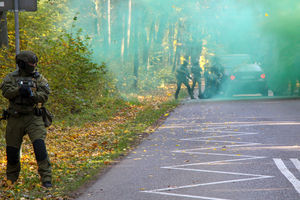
[9, 71, 39, 114]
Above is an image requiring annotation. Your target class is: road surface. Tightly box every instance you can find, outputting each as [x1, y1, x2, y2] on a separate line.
[77, 98, 300, 200]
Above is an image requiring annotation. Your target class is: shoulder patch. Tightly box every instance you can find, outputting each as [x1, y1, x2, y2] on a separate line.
[45, 83, 50, 90]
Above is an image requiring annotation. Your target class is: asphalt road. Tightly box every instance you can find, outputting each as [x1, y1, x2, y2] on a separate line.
[77, 98, 300, 200]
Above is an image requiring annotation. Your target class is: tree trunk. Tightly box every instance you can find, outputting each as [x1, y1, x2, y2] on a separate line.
[107, 0, 111, 45]
[168, 24, 174, 66]
[133, 46, 139, 89]
[132, 1, 140, 90]
[121, 13, 126, 64]
[0, 12, 8, 47]
[127, 0, 132, 48]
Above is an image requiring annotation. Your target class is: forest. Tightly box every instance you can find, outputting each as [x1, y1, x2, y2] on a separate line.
[0, 0, 300, 199]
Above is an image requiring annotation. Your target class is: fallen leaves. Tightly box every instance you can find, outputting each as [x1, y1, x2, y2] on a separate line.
[0, 89, 177, 199]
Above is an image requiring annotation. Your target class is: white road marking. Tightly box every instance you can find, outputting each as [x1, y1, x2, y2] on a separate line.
[291, 159, 300, 172]
[162, 157, 265, 169]
[144, 176, 272, 193]
[273, 158, 300, 194]
[160, 121, 300, 129]
[182, 132, 259, 138]
[181, 139, 256, 144]
[173, 142, 261, 152]
[142, 128, 274, 199]
[142, 191, 230, 200]
[161, 167, 272, 177]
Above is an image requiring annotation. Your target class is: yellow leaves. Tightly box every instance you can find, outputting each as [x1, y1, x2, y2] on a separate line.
[6, 180, 13, 186]
[164, 113, 169, 117]
[62, 42, 69, 48]
[173, 40, 177, 46]
[91, 142, 98, 149]
[0, 88, 176, 199]
[172, 5, 182, 12]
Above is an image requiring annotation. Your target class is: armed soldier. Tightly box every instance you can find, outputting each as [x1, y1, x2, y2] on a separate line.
[191, 61, 203, 99]
[175, 61, 194, 99]
[203, 56, 225, 98]
[0, 51, 52, 188]
[210, 56, 224, 93]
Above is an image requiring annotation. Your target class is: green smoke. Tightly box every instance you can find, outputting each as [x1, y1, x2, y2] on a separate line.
[258, 0, 300, 95]
[67, 0, 300, 97]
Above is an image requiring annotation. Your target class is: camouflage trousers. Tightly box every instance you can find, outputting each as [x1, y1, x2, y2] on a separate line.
[5, 113, 51, 183]
[192, 76, 202, 98]
[175, 79, 194, 99]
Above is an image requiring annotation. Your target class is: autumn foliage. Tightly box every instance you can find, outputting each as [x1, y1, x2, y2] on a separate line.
[0, 0, 178, 199]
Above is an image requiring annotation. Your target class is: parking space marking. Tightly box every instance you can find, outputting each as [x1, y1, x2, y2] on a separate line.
[273, 158, 300, 194]
[142, 128, 273, 199]
[145, 176, 272, 193]
[142, 191, 230, 200]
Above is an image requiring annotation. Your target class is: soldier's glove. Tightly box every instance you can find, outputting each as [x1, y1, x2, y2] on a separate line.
[19, 85, 33, 97]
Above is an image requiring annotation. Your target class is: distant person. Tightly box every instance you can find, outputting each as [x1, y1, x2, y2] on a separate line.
[175, 61, 194, 99]
[210, 56, 224, 93]
[203, 57, 224, 98]
[191, 61, 203, 99]
[203, 66, 215, 98]
[0, 51, 52, 188]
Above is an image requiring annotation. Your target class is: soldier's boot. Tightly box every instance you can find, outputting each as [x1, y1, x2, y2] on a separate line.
[6, 146, 21, 183]
[187, 87, 195, 99]
[33, 139, 52, 187]
[198, 88, 203, 99]
[175, 89, 180, 99]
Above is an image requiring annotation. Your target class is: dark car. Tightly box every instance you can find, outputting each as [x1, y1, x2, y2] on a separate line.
[224, 64, 268, 96]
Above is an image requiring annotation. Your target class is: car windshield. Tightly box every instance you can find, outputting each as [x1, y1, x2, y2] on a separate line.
[234, 64, 262, 72]
[220, 54, 252, 69]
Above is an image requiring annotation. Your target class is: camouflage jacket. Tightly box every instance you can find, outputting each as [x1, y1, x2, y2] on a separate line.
[176, 65, 191, 81]
[0, 70, 50, 114]
[191, 65, 202, 78]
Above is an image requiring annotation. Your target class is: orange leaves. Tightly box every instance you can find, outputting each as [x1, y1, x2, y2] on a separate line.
[0, 86, 176, 199]
[91, 142, 98, 149]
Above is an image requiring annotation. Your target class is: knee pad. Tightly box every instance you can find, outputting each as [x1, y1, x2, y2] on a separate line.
[33, 139, 47, 161]
[6, 146, 20, 165]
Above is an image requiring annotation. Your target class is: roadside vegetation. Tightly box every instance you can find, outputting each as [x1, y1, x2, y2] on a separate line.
[0, 0, 179, 199]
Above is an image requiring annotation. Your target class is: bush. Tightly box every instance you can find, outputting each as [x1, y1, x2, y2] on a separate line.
[0, 0, 117, 118]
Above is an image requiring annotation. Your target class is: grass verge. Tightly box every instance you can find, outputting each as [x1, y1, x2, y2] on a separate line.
[0, 91, 179, 199]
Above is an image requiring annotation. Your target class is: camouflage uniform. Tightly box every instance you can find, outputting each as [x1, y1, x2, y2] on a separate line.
[203, 57, 225, 98]
[175, 62, 194, 99]
[0, 51, 52, 187]
[191, 62, 203, 98]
